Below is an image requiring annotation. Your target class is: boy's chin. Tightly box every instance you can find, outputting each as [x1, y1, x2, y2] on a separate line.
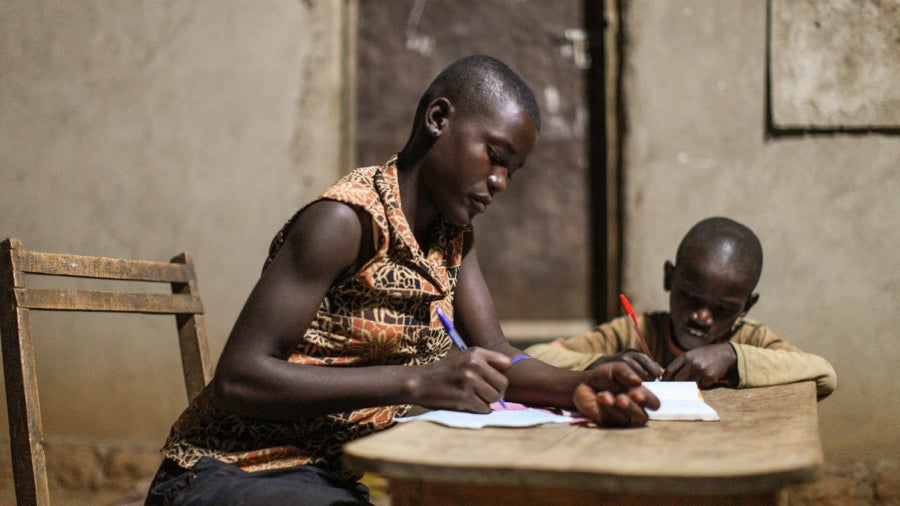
[673, 333, 711, 351]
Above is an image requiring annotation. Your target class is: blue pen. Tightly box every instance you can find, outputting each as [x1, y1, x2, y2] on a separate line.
[435, 307, 507, 408]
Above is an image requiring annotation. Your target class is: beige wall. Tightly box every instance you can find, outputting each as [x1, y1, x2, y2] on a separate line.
[619, 0, 898, 462]
[0, 0, 352, 446]
[1, 0, 896, 482]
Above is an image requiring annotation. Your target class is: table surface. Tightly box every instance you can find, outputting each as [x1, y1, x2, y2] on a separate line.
[343, 381, 823, 495]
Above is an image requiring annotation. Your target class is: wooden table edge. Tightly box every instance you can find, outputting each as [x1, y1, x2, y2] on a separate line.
[344, 452, 821, 495]
[343, 382, 824, 496]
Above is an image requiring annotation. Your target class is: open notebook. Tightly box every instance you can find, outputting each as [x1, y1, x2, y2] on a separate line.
[393, 382, 719, 428]
[394, 403, 579, 429]
[643, 381, 720, 421]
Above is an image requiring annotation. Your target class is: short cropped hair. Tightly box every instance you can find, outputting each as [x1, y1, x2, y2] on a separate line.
[417, 55, 541, 132]
[676, 217, 764, 288]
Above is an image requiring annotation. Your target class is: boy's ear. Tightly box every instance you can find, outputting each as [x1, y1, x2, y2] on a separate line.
[425, 98, 452, 137]
[743, 292, 760, 313]
[663, 260, 675, 291]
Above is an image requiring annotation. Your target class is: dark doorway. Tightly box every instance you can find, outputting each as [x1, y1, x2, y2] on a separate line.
[356, 1, 612, 336]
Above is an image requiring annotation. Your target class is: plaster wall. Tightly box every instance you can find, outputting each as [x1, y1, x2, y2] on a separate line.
[0, 0, 896, 492]
[620, 0, 899, 461]
[0, 0, 351, 446]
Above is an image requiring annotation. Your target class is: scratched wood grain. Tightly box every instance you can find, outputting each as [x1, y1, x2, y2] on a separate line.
[343, 382, 822, 498]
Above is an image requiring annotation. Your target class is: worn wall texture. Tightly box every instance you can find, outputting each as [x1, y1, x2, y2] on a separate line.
[620, 0, 898, 465]
[770, 0, 900, 129]
[0, 0, 897, 502]
[0, 0, 352, 491]
[357, 0, 591, 322]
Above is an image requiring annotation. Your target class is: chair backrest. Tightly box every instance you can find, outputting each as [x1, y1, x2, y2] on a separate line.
[0, 238, 212, 506]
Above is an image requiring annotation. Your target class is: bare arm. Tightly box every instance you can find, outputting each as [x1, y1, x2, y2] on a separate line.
[212, 201, 511, 419]
[453, 234, 660, 425]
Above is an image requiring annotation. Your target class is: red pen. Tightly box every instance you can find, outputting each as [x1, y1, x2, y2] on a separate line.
[619, 293, 654, 361]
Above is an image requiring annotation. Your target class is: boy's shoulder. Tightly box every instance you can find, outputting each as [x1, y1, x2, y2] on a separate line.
[730, 317, 780, 345]
[740, 318, 765, 328]
[736, 317, 766, 330]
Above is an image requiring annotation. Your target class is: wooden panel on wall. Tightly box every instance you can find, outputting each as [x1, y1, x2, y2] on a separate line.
[769, 0, 900, 130]
[356, 0, 590, 321]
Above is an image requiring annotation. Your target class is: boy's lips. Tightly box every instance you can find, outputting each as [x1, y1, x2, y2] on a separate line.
[683, 326, 708, 339]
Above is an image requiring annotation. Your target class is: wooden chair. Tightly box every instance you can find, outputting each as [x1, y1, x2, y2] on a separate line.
[0, 238, 213, 506]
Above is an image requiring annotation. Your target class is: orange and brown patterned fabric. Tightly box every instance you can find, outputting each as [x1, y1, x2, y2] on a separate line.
[161, 156, 468, 481]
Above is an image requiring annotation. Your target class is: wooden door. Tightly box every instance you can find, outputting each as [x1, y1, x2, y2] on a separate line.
[356, 0, 601, 340]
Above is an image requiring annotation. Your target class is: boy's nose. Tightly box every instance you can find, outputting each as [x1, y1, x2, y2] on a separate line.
[487, 168, 508, 195]
[692, 307, 714, 327]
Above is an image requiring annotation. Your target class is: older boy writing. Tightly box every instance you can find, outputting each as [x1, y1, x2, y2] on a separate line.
[145, 55, 658, 506]
[525, 217, 836, 398]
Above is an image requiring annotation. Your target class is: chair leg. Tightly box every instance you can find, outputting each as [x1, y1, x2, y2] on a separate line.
[1, 310, 51, 505]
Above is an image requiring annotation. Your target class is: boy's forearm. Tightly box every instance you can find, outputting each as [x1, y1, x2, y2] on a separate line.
[732, 344, 837, 397]
[523, 342, 603, 371]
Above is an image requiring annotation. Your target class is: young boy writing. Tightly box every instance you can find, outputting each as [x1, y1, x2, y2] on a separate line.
[145, 55, 658, 506]
[525, 217, 836, 399]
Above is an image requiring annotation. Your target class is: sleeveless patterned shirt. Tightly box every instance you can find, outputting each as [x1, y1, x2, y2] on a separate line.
[160, 156, 467, 481]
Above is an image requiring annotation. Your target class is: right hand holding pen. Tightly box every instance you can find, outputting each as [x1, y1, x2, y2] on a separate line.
[411, 347, 511, 413]
[587, 350, 664, 381]
[574, 362, 660, 426]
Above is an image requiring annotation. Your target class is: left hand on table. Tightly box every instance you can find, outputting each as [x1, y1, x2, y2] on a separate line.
[573, 362, 660, 427]
[662, 342, 737, 388]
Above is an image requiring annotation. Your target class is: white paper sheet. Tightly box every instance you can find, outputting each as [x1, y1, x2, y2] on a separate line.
[393, 382, 720, 428]
[394, 403, 580, 429]
[643, 381, 720, 421]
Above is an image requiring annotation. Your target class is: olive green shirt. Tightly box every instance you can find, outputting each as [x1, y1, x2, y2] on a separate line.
[524, 312, 836, 398]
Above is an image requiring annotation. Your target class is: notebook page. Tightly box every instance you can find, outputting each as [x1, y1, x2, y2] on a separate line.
[643, 381, 720, 421]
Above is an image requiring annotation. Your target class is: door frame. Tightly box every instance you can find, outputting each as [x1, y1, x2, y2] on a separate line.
[586, 0, 624, 322]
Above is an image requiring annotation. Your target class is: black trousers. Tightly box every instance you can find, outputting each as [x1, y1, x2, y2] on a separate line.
[144, 457, 372, 506]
